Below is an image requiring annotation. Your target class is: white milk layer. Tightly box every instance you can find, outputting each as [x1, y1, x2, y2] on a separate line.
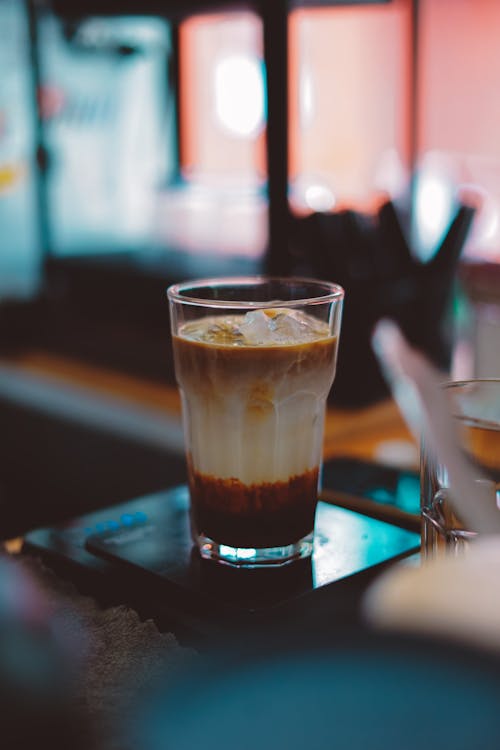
[180, 385, 328, 485]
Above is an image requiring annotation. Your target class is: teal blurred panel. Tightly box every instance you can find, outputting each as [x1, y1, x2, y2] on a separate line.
[0, 0, 41, 300]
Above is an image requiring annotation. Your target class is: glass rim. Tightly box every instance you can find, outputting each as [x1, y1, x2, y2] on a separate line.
[442, 377, 500, 390]
[167, 275, 344, 309]
[443, 378, 500, 430]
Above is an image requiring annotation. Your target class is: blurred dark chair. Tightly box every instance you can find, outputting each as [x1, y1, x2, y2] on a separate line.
[291, 200, 476, 407]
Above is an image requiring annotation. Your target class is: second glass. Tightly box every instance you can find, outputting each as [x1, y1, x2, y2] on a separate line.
[167, 277, 343, 567]
[421, 379, 500, 557]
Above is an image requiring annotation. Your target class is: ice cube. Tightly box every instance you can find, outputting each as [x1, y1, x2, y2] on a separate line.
[201, 318, 245, 345]
[239, 310, 275, 345]
[270, 309, 324, 344]
[240, 308, 326, 345]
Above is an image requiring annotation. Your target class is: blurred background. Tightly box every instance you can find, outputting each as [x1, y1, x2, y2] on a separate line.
[1, 0, 500, 536]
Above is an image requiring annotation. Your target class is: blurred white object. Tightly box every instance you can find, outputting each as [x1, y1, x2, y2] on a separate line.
[363, 536, 500, 651]
[371, 320, 500, 535]
[373, 439, 419, 468]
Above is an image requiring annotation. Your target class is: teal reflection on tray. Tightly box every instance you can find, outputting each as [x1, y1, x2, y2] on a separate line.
[312, 503, 419, 587]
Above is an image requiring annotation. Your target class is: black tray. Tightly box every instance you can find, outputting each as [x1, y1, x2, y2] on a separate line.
[23, 485, 419, 639]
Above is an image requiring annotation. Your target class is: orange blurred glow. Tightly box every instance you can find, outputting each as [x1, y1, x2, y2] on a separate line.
[179, 12, 266, 183]
[289, 0, 412, 214]
[418, 0, 500, 259]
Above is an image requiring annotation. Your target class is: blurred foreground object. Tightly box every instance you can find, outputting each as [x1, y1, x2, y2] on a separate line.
[364, 537, 500, 654]
[371, 321, 500, 540]
[365, 323, 500, 653]
[132, 628, 500, 750]
[0, 555, 91, 749]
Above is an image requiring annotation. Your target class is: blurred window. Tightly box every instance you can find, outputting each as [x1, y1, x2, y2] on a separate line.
[173, 4, 412, 257]
[417, 0, 500, 262]
[289, 0, 412, 215]
[179, 12, 266, 184]
[7, 0, 500, 283]
[160, 11, 268, 259]
[39, 14, 174, 256]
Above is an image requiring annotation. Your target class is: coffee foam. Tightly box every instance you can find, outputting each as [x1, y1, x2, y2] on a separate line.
[173, 309, 338, 485]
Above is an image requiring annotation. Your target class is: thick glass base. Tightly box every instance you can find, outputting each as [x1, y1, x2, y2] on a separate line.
[195, 531, 314, 567]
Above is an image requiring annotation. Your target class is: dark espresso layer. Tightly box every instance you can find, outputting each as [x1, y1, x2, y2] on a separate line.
[188, 466, 319, 549]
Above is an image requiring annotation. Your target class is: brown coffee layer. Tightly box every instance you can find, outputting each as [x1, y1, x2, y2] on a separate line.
[173, 334, 338, 395]
[188, 467, 319, 549]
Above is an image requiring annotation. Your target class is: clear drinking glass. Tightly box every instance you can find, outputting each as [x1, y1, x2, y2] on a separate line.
[167, 277, 344, 566]
[421, 379, 500, 557]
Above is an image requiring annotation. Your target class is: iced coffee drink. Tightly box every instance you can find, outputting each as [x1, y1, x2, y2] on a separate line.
[168, 278, 343, 566]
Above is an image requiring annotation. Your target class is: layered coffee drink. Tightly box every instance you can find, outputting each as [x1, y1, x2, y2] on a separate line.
[172, 307, 339, 556]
